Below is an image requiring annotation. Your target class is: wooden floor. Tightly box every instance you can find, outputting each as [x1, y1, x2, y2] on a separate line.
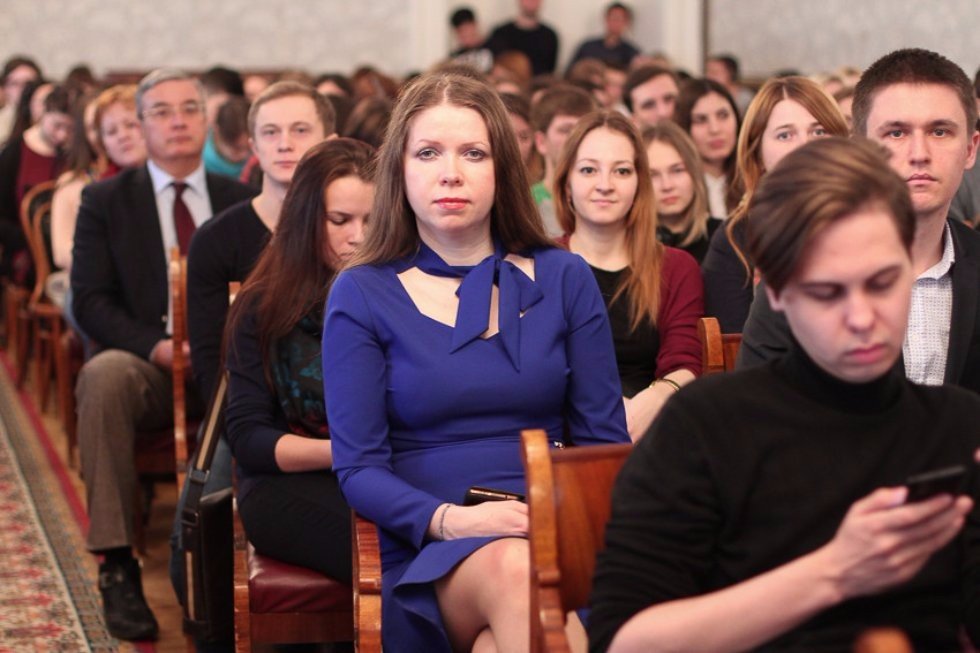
[27, 371, 188, 652]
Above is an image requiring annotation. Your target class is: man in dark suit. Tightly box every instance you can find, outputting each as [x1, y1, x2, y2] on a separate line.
[738, 49, 980, 394]
[70, 69, 253, 641]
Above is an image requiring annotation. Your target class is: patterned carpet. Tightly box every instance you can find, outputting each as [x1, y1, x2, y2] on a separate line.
[0, 354, 131, 652]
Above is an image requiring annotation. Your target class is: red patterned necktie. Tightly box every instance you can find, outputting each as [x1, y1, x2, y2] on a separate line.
[172, 181, 196, 255]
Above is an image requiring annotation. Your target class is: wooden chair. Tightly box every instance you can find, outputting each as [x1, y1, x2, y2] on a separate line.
[26, 199, 65, 411]
[232, 500, 356, 651]
[7, 180, 57, 385]
[521, 428, 632, 652]
[698, 316, 742, 375]
[353, 513, 382, 652]
[170, 248, 192, 492]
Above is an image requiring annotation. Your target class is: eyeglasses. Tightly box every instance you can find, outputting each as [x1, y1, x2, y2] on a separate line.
[141, 101, 204, 122]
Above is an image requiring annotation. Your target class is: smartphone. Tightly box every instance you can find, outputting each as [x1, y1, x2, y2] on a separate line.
[463, 486, 526, 506]
[905, 465, 966, 503]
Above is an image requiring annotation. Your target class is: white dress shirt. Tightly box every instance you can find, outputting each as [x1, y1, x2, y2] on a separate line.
[903, 223, 954, 385]
[146, 160, 213, 334]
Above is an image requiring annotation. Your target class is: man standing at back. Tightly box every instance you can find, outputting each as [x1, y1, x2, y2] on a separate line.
[487, 0, 559, 76]
[738, 49, 980, 394]
[70, 68, 253, 641]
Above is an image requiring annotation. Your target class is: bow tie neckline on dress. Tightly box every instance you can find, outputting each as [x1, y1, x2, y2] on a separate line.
[403, 240, 543, 371]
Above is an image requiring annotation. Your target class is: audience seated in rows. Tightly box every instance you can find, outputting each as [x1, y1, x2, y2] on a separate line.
[10, 34, 980, 653]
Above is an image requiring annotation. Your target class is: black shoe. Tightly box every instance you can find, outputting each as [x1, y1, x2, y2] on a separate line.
[98, 558, 159, 641]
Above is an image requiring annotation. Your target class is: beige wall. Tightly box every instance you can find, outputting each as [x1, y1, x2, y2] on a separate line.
[709, 0, 979, 79]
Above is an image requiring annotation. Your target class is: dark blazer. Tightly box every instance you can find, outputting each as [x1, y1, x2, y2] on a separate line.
[737, 219, 980, 395]
[71, 164, 254, 360]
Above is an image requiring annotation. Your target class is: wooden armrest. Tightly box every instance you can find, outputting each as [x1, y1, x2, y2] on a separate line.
[353, 512, 382, 652]
[852, 627, 914, 653]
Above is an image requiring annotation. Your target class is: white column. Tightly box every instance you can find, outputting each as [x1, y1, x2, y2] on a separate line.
[407, 0, 452, 73]
[660, 0, 704, 74]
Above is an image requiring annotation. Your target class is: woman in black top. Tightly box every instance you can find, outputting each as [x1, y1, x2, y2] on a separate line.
[642, 121, 722, 264]
[223, 138, 375, 580]
[701, 76, 848, 332]
[589, 139, 980, 653]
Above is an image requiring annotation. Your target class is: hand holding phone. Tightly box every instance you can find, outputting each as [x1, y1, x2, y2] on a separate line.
[904, 465, 966, 503]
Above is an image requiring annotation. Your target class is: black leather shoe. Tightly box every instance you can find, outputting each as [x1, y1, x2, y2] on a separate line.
[98, 558, 159, 641]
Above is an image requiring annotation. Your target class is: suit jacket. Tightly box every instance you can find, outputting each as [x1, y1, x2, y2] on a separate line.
[737, 218, 980, 395]
[70, 164, 254, 360]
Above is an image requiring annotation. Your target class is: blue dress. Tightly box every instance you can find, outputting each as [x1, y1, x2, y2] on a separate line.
[322, 245, 629, 652]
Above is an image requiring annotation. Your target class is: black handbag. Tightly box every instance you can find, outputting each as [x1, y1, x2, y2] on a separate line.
[180, 374, 233, 643]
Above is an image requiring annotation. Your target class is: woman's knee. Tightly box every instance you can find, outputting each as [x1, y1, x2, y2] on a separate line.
[478, 538, 530, 594]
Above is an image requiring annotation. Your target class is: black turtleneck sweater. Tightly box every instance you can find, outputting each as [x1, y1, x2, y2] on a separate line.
[589, 345, 980, 652]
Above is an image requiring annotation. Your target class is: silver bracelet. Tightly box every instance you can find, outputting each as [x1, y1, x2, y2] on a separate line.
[438, 503, 451, 541]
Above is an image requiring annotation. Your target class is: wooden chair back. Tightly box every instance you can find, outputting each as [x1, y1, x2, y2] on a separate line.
[521, 429, 631, 652]
[169, 247, 190, 491]
[29, 200, 54, 307]
[698, 317, 742, 375]
[18, 181, 56, 262]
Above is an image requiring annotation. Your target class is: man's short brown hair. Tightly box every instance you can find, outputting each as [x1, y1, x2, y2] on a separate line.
[529, 83, 597, 133]
[853, 48, 978, 137]
[747, 137, 915, 295]
[247, 81, 336, 138]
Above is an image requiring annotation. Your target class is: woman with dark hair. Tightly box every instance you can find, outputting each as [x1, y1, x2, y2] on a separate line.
[0, 83, 73, 284]
[0, 56, 42, 143]
[322, 70, 628, 651]
[590, 137, 980, 653]
[674, 78, 740, 219]
[223, 138, 375, 580]
[642, 120, 723, 264]
[701, 76, 848, 332]
[553, 110, 703, 440]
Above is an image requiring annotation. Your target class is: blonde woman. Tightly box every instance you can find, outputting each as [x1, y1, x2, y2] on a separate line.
[643, 120, 723, 264]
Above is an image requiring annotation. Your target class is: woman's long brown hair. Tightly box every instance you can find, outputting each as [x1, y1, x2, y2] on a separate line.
[554, 110, 664, 331]
[225, 137, 376, 384]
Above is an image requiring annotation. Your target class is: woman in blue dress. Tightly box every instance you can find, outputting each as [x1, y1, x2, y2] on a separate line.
[322, 70, 630, 651]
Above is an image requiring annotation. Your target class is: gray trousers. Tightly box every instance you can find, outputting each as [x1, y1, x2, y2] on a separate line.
[76, 349, 197, 551]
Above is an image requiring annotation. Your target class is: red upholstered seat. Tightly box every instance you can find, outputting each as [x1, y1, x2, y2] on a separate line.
[247, 544, 352, 614]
